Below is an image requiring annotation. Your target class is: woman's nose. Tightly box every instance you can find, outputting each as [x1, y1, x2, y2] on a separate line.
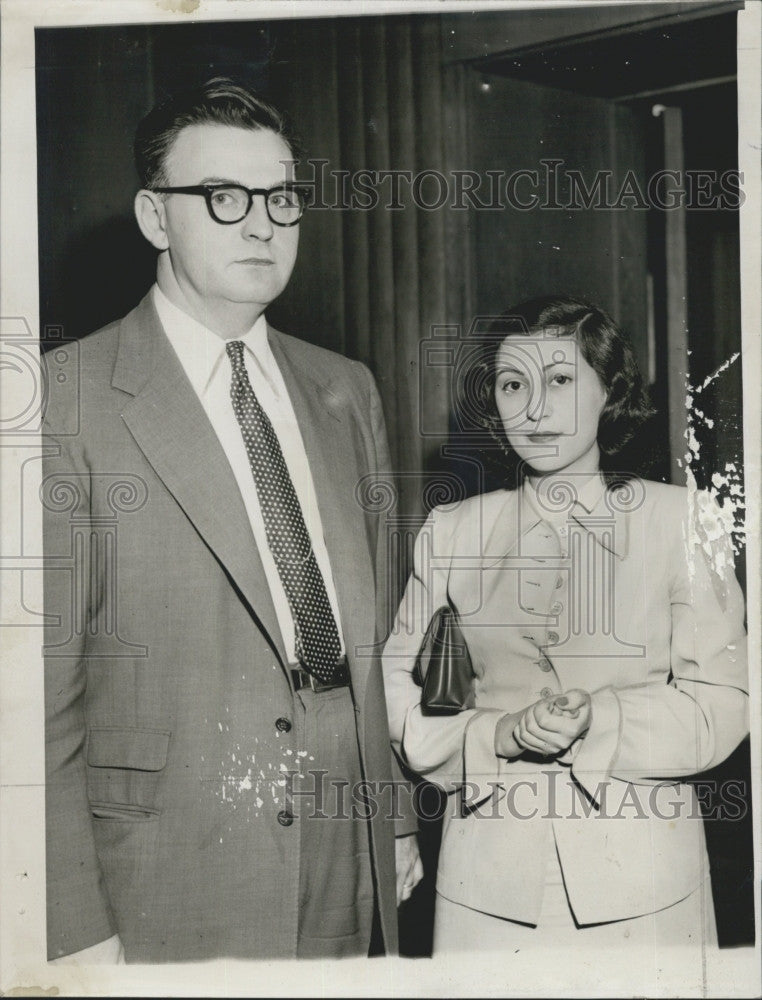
[526, 389, 551, 423]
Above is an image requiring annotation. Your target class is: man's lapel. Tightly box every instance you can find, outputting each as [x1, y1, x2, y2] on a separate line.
[268, 329, 377, 704]
[113, 293, 288, 666]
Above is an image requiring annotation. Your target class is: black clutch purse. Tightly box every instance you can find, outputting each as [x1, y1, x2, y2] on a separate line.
[413, 605, 474, 715]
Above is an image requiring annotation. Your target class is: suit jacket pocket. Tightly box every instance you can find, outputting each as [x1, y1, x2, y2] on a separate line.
[90, 802, 160, 822]
[86, 726, 171, 816]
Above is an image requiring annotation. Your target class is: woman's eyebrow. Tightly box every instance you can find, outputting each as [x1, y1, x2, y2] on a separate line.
[542, 359, 576, 369]
[495, 365, 526, 376]
[497, 359, 576, 373]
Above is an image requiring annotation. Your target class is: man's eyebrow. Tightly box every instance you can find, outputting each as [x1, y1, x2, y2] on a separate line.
[199, 176, 243, 186]
[199, 176, 297, 189]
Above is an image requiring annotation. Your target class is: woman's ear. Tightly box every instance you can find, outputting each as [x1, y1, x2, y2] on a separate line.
[134, 190, 169, 251]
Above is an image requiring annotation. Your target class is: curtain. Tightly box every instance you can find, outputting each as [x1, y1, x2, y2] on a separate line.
[269, 15, 471, 530]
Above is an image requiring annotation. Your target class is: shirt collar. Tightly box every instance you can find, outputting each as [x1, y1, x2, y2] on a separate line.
[152, 283, 271, 398]
[523, 474, 606, 523]
[521, 475, 629, 559]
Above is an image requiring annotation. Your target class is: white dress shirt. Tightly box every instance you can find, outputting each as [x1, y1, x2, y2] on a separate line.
[153, 283, 345, 662]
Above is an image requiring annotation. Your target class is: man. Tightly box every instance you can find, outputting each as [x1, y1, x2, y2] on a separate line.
[42, 78, 421, 963]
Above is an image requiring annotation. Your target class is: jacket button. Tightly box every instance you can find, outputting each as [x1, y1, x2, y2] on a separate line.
[541, 687, 554, 699]
[275, 717, 292, 733]
[539, 658, 553, 672]
[547, 631, 559, 644]
[550, 601, 563, 615]
[277, 810, 294, 827]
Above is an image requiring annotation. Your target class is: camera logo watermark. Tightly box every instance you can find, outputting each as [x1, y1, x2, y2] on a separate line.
[357, 316, 646, 660]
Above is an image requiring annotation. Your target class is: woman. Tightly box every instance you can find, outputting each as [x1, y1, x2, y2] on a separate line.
[383, 296, 748, 950]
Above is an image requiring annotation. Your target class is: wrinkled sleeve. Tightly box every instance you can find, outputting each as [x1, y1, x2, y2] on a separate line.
[43, 429, 117, 958]
[571, 491, 749, 802]
[49, 933, 125, 965]
[382, 506, 505, 799]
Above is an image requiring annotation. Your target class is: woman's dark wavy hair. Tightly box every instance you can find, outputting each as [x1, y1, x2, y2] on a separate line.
[455, 295, 656, 489]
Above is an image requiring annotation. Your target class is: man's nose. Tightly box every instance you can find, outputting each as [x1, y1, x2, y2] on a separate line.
[242, 195, 274, 240]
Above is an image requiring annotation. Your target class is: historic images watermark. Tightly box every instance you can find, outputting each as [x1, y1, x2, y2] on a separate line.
[274, 770, 749, 823]
[296, 159, 744, 212]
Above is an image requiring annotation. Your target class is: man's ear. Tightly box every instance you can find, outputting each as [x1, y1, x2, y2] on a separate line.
[134, 190, 169, 251]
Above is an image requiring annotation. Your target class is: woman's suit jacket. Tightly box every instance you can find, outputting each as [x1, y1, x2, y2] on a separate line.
[382, 477, 748, 926]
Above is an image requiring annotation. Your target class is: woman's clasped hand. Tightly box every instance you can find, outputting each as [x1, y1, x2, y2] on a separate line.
[496, 690, 592, 758]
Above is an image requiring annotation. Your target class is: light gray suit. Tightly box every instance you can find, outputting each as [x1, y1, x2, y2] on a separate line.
[43, 292, 406, 961]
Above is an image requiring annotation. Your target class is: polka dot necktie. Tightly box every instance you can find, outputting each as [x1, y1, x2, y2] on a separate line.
[226, 340, 342, 683]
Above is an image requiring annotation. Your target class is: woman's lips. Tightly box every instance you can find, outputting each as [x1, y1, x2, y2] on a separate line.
[527, 432, 562, 443]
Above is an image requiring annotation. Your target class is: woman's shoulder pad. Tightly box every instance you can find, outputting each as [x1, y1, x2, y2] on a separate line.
[625, 478, 688, 512]
[630, 479, 731, 534]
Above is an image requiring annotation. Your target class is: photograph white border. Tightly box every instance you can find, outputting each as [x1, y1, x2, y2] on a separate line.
[1, 1, 759, 995]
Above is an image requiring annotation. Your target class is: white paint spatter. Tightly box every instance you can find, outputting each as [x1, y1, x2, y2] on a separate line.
[213, 740, 311, 820]
[684, 467, 739, 582]
[695, 353, 740, 394]
[681, 353, 745, 585]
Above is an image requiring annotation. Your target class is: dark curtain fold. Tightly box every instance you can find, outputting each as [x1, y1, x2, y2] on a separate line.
[270, 15, 464, 527]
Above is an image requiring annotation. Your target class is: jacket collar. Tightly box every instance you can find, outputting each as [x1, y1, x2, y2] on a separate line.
[267, 327, 378, 711]
[482, 477, 630, 563]
[526, 476, 630, 560]
[111, 293, 375, 704]
[111, 292, 289, 666]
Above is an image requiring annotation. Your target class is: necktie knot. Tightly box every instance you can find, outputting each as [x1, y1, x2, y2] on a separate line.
[226, 339, 246, 374]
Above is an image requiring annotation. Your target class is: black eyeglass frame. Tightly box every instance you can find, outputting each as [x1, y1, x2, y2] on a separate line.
[151, 182, 310, 226]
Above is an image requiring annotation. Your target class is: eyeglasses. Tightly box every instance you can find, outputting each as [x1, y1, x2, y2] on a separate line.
[151, 183, 309, 226]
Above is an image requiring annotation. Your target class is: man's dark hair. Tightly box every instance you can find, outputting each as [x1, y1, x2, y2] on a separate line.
[456, 294, 656, 488]
[134, 77, 300, 189]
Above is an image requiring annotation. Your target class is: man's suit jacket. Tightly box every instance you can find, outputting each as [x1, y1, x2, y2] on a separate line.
[383, 480, 748, 926]
[42, 292, 404, 962]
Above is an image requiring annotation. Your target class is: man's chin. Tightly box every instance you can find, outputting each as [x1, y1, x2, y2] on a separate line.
[223, 278, 290, 308]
